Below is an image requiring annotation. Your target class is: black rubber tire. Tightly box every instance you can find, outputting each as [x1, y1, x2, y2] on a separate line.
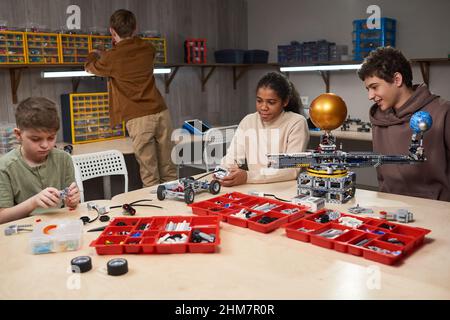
[157, 185, 166, 201]
[209, 180, 221, 195]
[184, 188, 195, 204]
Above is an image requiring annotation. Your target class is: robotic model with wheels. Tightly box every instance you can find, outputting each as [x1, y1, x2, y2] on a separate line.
[267, 93, 433, 204]
[156, 167, 228, 204]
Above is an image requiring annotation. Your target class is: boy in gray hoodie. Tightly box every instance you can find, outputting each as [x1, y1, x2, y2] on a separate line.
[358, 47, 450, 201]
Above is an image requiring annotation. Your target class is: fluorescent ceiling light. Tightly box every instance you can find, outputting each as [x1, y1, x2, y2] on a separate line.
[41, 71, 95, 78]
[280, 64, 362, 72]
[41, 68, 171, 78]
[154, 68, 172, 74]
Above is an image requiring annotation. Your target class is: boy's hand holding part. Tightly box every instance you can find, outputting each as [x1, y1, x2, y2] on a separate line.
[32, 182, 80, 210]
[63, 182, 80, 209]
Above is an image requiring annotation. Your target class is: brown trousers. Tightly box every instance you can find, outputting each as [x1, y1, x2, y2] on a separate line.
[126, 109, 177, 187]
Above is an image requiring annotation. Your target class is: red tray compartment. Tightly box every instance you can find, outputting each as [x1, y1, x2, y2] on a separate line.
[333, 229, 366, 253]
[124, 237, 143, 254]
[143, 216, 166, 230]
[188, 227, 220, 253]
[247, 211, 290, 233]
[362, 239, 404, 265]
[389, 225, 430, 246]
[377, 232, 417, 252]
[155, 231, 190, 254]
[357, 224, 388, 236]
[271, 203, 306, 222]
[310, 223, 351, 249]
[91, 235, 126, 255]
[284, 208, 431, 265]
[285, 219, 324, 242]
[346, 233, 380, 256]
[189, 201, 219, 216]
[191, 215, 221, 228]
[91, 216, 220, 255]
[221, 192, 252, 204]
[141, 237, 156, 254]
[102, 226, 133, 236]
[190, 193, 308, 233]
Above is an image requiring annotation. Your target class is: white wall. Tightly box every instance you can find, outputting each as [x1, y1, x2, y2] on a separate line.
[247, 0, 450, 121]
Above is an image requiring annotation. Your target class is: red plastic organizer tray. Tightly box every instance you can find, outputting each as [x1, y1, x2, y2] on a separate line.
[285, 209, 431, 265]
[90, 216, 220, 255]
[189, 192, 309, 233]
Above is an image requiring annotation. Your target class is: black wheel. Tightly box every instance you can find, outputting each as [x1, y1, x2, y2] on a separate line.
[209, 180, 221, 195]
[184, 188, 195, 204]
[157, 185, 166, 201]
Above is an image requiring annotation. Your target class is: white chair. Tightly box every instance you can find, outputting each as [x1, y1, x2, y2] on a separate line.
[203, 125, 238, 172]
[72, 149, 128, 202]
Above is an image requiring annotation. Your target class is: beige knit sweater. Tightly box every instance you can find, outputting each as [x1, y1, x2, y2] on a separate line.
[221, 111, 309, 183]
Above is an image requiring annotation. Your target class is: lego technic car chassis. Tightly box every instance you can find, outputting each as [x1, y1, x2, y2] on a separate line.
[157, 177, 221, 204]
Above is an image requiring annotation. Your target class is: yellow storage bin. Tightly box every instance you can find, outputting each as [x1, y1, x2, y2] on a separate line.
[0, 31, 27, 64]
[25, 32, 60, 64]
[60, 33, 90, 64]
[61, 92, 125, 144]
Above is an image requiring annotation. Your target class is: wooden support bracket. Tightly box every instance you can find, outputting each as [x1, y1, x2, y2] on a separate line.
[319, 70, 331, 93]
[164, 66, 180, 94]
[200, 66, 216, 91]
[72, 78, 81, 93]
[232, 66, 249, 89]
[418, 61, 430, 87]
[9, 68, 23, 104]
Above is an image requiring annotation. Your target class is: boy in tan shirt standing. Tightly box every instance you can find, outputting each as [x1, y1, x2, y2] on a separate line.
[85, 9, 176, 187]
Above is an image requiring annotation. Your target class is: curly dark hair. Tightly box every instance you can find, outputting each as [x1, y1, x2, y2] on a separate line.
[256, 72, 304, 115]
[357, 47, 413, 88]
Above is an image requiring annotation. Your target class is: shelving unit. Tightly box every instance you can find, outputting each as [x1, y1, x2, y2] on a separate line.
[0, 31, 27, 64]
[89, 35, 113, 51]
[142, 37, 167, 63]
[1, 58, 448, 104]
[25, 32, 60, 64]
[60, 34, 90, 64]
[61, 92, 125, 144]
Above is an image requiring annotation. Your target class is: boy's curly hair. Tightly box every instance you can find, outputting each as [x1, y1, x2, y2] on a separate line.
[357, 47, 413, 88]
[15, 97, 60, 132]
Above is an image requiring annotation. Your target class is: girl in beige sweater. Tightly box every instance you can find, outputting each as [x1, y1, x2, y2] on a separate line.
[220, 72, 309, 186]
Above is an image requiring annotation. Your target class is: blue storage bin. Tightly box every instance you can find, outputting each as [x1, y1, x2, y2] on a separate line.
[214, 49, 245, 63]
[244, 50, 269, 63]
[182, 119, 211, 135]
[352, 17, 396, 61]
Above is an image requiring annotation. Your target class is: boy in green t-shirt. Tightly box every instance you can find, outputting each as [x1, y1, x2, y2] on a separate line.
[0, 97, 80, 224]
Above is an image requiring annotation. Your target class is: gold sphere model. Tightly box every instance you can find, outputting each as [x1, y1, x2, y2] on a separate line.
[309, 93, 348, 131]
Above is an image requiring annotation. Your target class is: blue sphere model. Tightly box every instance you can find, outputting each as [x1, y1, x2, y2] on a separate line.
[410, 111, 432, 134]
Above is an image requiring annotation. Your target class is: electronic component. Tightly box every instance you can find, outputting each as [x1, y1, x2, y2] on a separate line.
[291, 195, 325, 212]
[4, 224, 33, 236]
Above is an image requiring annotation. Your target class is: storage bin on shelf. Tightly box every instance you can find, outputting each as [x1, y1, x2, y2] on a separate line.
[60, 92, 125, 144]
